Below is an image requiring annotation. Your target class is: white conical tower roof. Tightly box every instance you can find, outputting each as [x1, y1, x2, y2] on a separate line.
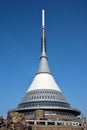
[27, 73, 61, 92]
[27, 9, 61, 92]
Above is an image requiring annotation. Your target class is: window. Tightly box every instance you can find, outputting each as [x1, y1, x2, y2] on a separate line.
[42, 96, 44, 99]
[45, 96, 47, 98]
[53, 96, 55, 99]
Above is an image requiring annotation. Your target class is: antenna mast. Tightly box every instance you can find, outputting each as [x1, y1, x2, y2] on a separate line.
[41, 9, 46, 56]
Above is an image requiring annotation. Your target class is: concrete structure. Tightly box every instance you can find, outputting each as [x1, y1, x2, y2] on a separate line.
[10, 10, 87, 129]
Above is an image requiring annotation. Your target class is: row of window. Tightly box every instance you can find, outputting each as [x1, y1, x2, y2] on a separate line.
[45, 111, 74, 117]
[18, 101, 70, 109]
[23, 111, 74, 117]
[24, 111, 35, 115]
[28, 95, 56, 100]
[25, 95, 65, 101]
[28, 90, 59, 95]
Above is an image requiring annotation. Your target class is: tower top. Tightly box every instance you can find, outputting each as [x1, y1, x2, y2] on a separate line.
[27, 9, 60, 91]
[37, 9, 51, 74]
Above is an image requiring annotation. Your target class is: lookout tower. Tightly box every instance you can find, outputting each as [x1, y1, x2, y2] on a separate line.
[11, 10, 81, 123]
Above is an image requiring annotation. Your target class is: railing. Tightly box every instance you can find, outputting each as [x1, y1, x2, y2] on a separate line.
[26, 119, 83, 127]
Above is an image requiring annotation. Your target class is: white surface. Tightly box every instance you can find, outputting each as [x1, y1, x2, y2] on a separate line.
[27, 73, 61, 92]
[42, 9, 45, 27]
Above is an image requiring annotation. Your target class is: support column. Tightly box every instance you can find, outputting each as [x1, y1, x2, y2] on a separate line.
[55, 121, 57, 125]
[34, 120, 37, 125]
[45, 121, 48, 125]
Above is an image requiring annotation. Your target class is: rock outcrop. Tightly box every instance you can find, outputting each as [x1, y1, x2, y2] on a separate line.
[0, 112, 32, 130]
[0, 115, 6, 130]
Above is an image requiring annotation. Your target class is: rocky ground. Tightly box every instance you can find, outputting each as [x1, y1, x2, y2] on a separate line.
[0, 112, 32, 130]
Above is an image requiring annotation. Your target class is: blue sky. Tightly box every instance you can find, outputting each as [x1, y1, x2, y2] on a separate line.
[0, 0, 87, 118]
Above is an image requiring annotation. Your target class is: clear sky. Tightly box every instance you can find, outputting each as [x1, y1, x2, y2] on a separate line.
[0, 0, 87, 118]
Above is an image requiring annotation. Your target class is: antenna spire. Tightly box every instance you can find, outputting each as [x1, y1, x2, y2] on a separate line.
[41, 9, 47, 57]
[42, 9, 45, 27]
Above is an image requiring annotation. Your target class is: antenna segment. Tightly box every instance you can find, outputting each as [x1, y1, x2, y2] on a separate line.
[42, 9, 45, 27]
